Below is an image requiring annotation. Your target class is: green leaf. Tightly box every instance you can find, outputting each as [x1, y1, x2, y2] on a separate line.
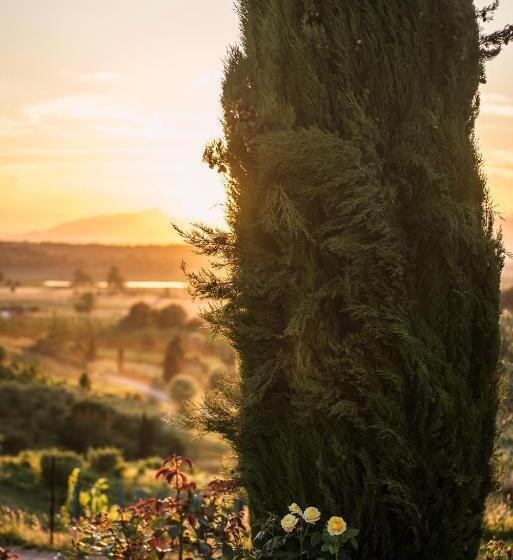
[222, 543, 234, 560]
[310, 531, 322, 547]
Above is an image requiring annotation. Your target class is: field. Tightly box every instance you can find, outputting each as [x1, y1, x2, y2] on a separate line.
[0, 260, 239, 553]
[1, 246, 513, 558]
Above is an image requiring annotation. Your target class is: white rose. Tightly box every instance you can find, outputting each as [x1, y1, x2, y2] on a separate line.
[303, 506, 321, 524]
[280, 513, 299, 533]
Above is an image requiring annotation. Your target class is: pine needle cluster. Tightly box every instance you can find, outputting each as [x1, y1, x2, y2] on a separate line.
[181, 2, 509, 558]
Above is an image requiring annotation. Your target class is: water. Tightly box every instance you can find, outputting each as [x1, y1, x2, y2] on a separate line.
[43, 280, 187, 290]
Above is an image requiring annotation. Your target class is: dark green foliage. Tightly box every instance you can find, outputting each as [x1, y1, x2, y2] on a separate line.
[88, 447, 124, 474]
[0, 366, 184, 459]
[40, 450, 83, 488]
[0, 432, 29, 456]
[163, 335, 185, 383]
[183, 2, 509, 559]
[137, 413, 157, 458]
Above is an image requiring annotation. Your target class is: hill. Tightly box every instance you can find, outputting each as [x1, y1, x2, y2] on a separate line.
[0, 241, 207, 283]
[11, 209, 185, 246]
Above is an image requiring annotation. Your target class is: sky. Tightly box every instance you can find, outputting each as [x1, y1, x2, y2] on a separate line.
[0, 0, 512, 237]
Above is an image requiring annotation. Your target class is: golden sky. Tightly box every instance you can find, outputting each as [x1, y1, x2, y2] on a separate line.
[0, 0, 512, 237]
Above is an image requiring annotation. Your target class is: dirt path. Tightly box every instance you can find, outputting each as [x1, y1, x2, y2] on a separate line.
[104, 372, 169, 402]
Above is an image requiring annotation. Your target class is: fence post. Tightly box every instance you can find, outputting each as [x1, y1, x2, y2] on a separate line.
[49, 456, 56, 546]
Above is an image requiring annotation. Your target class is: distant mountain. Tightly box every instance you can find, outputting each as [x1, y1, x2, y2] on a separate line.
[12, 209, 186, 245]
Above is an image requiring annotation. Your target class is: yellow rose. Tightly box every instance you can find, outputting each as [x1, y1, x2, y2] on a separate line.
[303, 506, 321, 524]
[281, 513, 299, 533]
[327, 516, 347, 536]
[289, 503, 302, 514]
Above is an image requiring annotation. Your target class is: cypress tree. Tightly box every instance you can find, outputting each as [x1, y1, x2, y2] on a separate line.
[183, 2, 512, 559]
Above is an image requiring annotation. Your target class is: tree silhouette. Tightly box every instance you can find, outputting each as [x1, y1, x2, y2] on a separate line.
[163, 336, 184, 383]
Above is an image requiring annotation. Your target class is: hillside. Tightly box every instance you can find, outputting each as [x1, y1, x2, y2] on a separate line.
[0, 241, 207, 283]
[11, 209, 185, 246]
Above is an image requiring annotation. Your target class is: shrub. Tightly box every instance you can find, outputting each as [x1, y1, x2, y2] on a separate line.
[0, 379, 184, 458]
[118, 302, 155, 330]
[157, 303, 187, 329]
[40, 450, 83, 488]
[71, 454, 248, 560]
[0, 432, 29, 456]
[169, 374, 198, 404]
[87, 448, 124, 475]
[70, 455, 361, 560]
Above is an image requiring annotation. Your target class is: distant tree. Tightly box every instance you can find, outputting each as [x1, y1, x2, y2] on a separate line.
[137, 413, 156, 458]
[119, 302, 155, 330]
[74, 292, 95, 315]
[107, 266, 124, 292]
[79, 371, 91, 392]
[0, 346, 6, 364]
[169, 374, 198, 407]
[73, 268, 93, 287]
[163, 335, 184, 383]
[157, 304, 187, 329]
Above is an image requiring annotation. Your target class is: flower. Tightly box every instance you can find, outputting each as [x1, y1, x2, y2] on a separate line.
[281, 513, 299, 533]
[288, 503, 302, 514]
[302, 506, 321, 524]
[327, 516, 347, 536]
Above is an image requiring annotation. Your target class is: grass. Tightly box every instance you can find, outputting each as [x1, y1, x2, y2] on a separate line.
[0, 507, 70, 551]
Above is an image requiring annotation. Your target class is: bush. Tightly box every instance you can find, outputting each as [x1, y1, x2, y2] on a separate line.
[169, 374, 198, 404]
[71, 455, 248, 560]
[156, 304, 187, 329]
[0, 379, 185, 459]
[40, 450, 83, 488]
[88, 448, 124, 475]
[118, 302, 155, 330]
[0, 431, 29, 455]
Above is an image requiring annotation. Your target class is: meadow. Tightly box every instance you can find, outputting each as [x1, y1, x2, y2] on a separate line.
[0, 264, 513, 559]
[0, 262, 239, 553]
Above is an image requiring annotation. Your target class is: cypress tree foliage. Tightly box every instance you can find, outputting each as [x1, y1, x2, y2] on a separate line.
[182, 2, 511, 559]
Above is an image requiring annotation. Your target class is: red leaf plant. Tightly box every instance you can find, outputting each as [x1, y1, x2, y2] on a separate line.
[70, 453, 248, 560]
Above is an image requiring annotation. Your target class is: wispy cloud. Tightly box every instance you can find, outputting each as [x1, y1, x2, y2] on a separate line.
[481, 93, 513, 118]
[77, 71, 119, 83]
[0, 115, 35, 137]
[22, 94, 132, 122]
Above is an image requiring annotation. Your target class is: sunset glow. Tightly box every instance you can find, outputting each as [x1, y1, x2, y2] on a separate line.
[0, 0, 512, 242]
